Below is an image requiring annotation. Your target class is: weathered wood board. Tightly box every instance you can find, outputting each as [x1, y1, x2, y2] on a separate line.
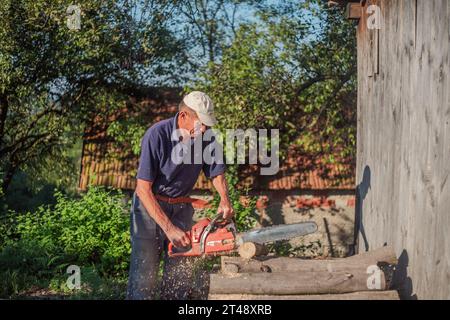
[355, 0, 450, 299]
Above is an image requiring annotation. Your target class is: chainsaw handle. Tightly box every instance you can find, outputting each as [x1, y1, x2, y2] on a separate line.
[211, 213, 233, 226]
[168, 241, 192, 257]
[168, 230, 192, 257]
[211, 213, 224, 225]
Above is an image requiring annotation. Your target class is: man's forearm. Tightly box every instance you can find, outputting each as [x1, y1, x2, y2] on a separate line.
[212, 174, 230, 201]
[135, 179, 173, 233]
[212, 174, 234, 219]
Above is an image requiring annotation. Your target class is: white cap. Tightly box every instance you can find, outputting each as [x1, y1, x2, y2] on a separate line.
[182, 91, 217, 127]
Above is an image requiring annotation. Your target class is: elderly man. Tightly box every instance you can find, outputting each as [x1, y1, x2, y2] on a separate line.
[127, 91, 234, 300]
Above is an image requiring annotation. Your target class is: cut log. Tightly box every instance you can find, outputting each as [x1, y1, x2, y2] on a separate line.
[221, 256, 373, 274]
[209, 270, 387, 295]
[209, 290, 400, 300]
[238, 242, 269, 260]
[345, 246, 398, 265]
[221, 246, 397, 275]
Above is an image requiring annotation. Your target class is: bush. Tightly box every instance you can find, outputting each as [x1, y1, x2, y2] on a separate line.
[0, 187, 131, 298]
[0, 241, 55, 297]
[0, 240, 128, 298]
[201, 168, 258, 232]
[6, 187, 131, 275]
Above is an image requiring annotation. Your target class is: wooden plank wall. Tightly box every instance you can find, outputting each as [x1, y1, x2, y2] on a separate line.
[356, 0, 450, 299]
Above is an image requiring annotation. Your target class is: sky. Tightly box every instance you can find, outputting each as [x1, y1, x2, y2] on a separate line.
[134, 0, 324, 87]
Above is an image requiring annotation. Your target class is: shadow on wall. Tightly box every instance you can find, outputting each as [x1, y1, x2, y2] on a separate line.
[352, 165, 371, 255]
[260, 202, 285, 227]
[352, 167, 417, 299]
[392, 250, 418, 300]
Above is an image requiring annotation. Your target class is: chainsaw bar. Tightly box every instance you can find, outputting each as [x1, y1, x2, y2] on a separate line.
[236, 221, 318, 246]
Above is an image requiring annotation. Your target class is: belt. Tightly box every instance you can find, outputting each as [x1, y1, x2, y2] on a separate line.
[155, 194, 211, 209]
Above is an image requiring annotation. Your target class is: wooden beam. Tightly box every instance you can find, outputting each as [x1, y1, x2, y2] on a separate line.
[346, 2, 363, 20]
[221, 246, 398, 274]
[209, 291, 400, 300]
[209, 270, 387, 295]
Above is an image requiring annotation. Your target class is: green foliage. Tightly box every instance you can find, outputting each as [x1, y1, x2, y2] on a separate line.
[14, 187, 130, 275]
[0, 212, 17, 248]
[0, 173, 6, 213]
[47, 265, 128, 300]
[200, 167, 258, 232]
[0, 0, 184, 194]
[191, 0, 357, 168]
[0, 137, 81, 214]
[107, 120, 146, 156]
[0, 241, 55, 298]
[0, 241, 128, 298]
[0, 187, 130, 298]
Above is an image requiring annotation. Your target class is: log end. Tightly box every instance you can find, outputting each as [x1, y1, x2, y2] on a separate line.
[238, 242, 269, 260]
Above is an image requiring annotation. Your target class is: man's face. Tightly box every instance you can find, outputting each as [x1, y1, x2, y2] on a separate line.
[180, 110, 208, 138]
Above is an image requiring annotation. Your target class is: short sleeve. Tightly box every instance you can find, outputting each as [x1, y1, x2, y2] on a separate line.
[136, 129, 160, 182]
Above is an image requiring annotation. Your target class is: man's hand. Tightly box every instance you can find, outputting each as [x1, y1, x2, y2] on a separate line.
[165, 224, 191, 248]
[217, 198, 234, 220]
[212, 174, 235, 220]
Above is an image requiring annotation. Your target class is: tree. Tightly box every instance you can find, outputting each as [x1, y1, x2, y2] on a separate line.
[104, 0, 261, 157]
[191, 0, 357, 180]
[175, 0, 255, 68]
[0, 0, 184, 193]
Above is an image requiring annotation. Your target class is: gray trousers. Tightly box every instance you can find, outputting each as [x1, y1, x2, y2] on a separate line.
[126, 192, 195, 300]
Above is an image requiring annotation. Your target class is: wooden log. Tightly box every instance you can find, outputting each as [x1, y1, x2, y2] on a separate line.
[238, 242, 269, 260]
[221, 256, 372, 274]
[209, 290, 400, 300]
[222, 262, 240, 275]
[345, 246, 398, 265]
[209, 270, 387, 295]
[221, 246, 397, 275]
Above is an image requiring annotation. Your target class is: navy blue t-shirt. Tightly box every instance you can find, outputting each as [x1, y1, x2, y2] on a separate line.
[136, 113, 225, 197]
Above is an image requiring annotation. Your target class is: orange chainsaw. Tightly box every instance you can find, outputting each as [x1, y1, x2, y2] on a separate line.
[168, 214, 317, 257]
